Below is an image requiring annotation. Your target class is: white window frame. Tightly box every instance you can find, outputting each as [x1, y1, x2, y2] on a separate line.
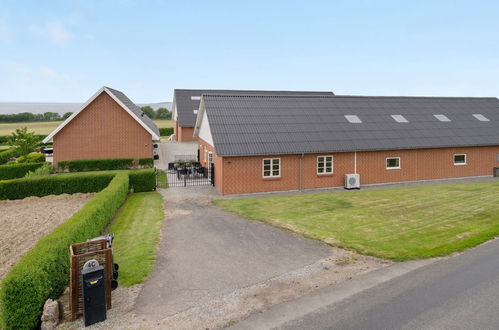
[386, 157, 401, 170]
[193, 109, 198, 114]
[262, 158, 280, 178]
[208, 152, 213, 165]
[191, 96, 201, 100]
[453, 154, 467, 166]
[317, 155, 334, 175]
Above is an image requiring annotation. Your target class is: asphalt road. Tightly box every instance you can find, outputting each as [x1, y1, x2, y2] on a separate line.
[280, 238, 499, 330]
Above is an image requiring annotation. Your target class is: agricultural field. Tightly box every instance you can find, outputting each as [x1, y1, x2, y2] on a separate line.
[216, 180, 499, 261]
[0, 119, 174, 136]
[0, 193, 94, 280]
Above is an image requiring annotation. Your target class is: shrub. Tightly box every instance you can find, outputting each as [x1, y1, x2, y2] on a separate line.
[0, 163, 45, 180]
[57, 158, 134, 172]
[159, 127, 174, 136]
[128, 169, 156, 192]
[24, 163, 52, 178]
[0, 134, 46, 145]
[0, 172, 116, 200]
[0, 148, 21, 165]
[0, 173, 129, 329]
[138, 157, 153, 167]
[16, 153, 45, 163]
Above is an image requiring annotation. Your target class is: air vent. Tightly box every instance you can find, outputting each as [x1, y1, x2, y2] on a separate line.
[473, 114, 490, 122]
[391, 115, 408, 123]
[345, 115, 362, 123]
[434, 114, 451, 122]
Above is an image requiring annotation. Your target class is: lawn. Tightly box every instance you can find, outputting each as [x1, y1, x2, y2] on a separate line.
[215, 181, 499, 261]
[107, 192, 164, 286]
[0, 119, 173, 136]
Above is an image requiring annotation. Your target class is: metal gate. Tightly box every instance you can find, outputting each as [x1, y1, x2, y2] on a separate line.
[167, 161, 215, 187]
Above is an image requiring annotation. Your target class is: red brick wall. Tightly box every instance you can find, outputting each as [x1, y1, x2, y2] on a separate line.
[198, 138, 223, 194]
[53, 92, 152, 162]
[177, 126, 197, 142]
[212, 146, 499, 195]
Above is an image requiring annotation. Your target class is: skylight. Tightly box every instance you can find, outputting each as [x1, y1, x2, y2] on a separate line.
[473, 114, 490, 122]
[193, 109, 198, 114]
[191, 96, 201, 100]
[391, 115, 408, 123]
[434, 114, 451, 122]
[345, 115, 362, 123]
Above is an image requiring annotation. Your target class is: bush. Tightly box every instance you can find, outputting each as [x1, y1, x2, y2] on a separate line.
[0, 148, 21, 165]
[57, 158, 134, 172]
[0, 163, 45, 180]
[16, 153, 45, 163]
[0, 172, 116, 200]
[138, 157, 153, 167]
[128, 169, 156, 192]
[0, 173, 129, 329]
[24, 163, 52, 178]
[0, 134, 47, 145]
[159, 127, 174, 136]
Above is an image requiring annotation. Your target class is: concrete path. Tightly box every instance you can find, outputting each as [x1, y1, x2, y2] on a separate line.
[134, 186, 335, 319]
[154, 141, 198, 169]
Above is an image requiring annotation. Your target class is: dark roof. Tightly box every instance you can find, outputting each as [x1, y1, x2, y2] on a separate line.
[173, 89, 334, 127]
[201, 94, 499, 157]
[106, 87, 160, 138]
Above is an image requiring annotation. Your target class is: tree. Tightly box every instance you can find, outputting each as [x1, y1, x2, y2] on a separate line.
[140, 106, 156, 119]
[62, 112, 73, 120]
[43, 112, 61, 121]
[7, 127, 41, 156]
[156, 107, 171, 119]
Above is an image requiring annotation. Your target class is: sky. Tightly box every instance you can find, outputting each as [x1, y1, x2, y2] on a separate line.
[0, 0, 498, 103]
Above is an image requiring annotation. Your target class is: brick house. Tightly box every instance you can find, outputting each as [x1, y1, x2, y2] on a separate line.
[171, 89, 334, 142]
[43, 86, 160, 163]
[194, 94, 499, 195]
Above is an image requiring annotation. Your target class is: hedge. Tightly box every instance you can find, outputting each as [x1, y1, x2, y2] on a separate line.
[0, 173, 129, 329]
[0, 148, 21, 165]
[0, 163, 45, 180]
[0, 169, 156, 200]
[139, 157, 154, 166]
[159, 127, 173, 136]
[57, 158, 135, 172]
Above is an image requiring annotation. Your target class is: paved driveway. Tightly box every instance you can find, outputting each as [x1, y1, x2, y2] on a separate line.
[154, 141, 198, 170]
[134, 186, 334, 319]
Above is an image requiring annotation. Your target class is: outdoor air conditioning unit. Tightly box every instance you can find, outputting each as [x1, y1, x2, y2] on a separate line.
[345, 174, 360, 190]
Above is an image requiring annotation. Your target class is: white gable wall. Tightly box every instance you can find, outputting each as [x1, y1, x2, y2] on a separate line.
[198, 109, 214, 147]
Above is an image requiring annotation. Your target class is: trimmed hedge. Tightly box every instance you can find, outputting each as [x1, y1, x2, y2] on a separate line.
[0, 163, 45, 180]
[159, 127, 173, 136]
[139, 157, 153, 166]
[58, 158, 134, 172]
[0, 173, 129, 329]
[0, 169, 156, 200]
[0, 148, 21, 165]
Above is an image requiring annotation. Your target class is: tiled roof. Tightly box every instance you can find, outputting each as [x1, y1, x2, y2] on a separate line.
[173, 89, 334, 127]
[201, 94, 499, 156]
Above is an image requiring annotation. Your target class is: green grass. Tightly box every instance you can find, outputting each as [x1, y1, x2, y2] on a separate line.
[0, 145, 9, 150]
[0, 119, 173, 135]
[107, 192, 164, 286]
[156, 169, 168, 188]
[215, 181, 499, 261]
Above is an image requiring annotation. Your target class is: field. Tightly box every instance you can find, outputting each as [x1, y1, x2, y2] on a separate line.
[0, 193, 94, 280]
[215, 180, 499, 261]
[0, 119, 174, 136]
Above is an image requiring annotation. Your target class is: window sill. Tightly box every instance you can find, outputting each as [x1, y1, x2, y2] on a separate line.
[317, 173, 335, 177]
[386, 167, 401, 170]
[454, 163, 467, 166]
[262, 177, 281, 181]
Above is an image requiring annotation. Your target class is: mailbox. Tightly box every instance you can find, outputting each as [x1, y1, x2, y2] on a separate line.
[82, 261, 106, 326]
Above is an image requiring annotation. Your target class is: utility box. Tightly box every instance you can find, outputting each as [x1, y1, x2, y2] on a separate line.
[82, 263, 107, 326]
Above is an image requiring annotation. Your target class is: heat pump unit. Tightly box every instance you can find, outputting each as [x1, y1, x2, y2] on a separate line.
[345, 174, 360, 190]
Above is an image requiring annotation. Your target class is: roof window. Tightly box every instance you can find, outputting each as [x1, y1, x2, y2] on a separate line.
[191, 96, 201, 100]
[434, 114, 451, 122]
[391, 115, 408, 123]
[473, 114, 490, 122]
[345, 115, 362, 123]
[193, 109, 198, 114]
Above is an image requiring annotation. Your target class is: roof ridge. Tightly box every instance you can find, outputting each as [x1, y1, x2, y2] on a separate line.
[174, 88, 333, 93]
[202, 94, 335, 99]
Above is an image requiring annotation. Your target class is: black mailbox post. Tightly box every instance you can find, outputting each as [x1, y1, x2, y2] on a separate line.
[82, 264, 107, 326]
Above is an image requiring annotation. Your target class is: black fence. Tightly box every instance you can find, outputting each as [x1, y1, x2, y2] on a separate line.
[166, 161, 214, 187]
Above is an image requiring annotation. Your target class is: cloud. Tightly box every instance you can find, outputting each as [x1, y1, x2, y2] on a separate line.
[29, 22, 73, 44]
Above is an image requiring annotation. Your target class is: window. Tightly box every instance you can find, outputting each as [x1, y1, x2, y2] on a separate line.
[473, 114, 490, 122]
[386, 157, 400, 169]
[454, 154, 467, 165]
[317, 156, 333, 174]
[434, 114, 451, 122]
[345, 115, 362, 123]
[263, 158, 280, 178]
[391, 115, 409, 123]
[208, 152, 213, 165]
[193, 109, 198, 114]
[191, 96, 201, 100]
